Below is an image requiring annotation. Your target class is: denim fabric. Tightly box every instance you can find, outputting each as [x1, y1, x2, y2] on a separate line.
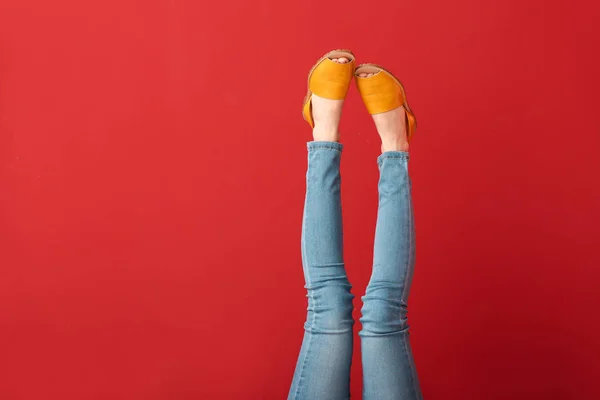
[288, 142, 422, 400]
[359, 151, 422, 400]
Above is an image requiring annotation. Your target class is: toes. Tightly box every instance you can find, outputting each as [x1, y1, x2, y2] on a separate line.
[357, 71, 377, 78]
[330, 57, 350, 64]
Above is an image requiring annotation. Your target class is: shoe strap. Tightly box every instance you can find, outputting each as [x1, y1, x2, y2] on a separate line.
[309, 58, 354, 100]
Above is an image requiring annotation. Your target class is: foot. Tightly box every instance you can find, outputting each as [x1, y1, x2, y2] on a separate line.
[357, 70, 410, 153]
[311, 57, 351, 142]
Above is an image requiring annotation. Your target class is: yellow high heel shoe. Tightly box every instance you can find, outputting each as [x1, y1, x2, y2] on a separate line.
[302, 49, 356, 128]
[354, 64, 417, 143]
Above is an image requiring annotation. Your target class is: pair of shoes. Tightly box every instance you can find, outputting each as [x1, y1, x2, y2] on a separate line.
[302, 49, 417, 143]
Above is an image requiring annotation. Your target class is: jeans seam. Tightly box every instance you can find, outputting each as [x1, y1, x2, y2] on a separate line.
[400, 174, 420, 399]
[291, 293, 314, 400]
[293, 188, 316, 400]
[402, 333, 419, 398]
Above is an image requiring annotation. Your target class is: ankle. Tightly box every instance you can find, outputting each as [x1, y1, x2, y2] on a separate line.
[373, 106, 409, 153]
[312, 126, 340, 142]
[311, 94, 343, 142]
[381, 138, 409, 152]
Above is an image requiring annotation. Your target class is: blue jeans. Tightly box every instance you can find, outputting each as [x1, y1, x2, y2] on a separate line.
[288, 142, 422, 400]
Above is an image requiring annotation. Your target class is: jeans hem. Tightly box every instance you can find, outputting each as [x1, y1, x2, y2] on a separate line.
[377, 151, 409, 164]
[307, 141, 343, 152]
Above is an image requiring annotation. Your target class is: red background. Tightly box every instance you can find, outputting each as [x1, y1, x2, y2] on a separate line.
[1, 0, 599, 398]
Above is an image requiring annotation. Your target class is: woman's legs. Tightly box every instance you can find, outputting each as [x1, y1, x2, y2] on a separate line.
[359, 107, 423, 400]
[288, 58, 354, 400]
